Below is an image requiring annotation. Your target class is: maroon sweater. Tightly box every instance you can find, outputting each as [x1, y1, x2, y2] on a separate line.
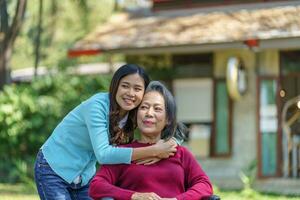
[89, 141, 213, 200]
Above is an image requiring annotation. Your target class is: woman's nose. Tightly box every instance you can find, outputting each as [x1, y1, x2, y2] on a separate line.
[145, 107, 154, 117]
[127, 88, 135, 97]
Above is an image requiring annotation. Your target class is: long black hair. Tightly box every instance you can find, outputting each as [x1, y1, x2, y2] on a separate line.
[145, 81, 187, 142]
[109, 64, 150, 145]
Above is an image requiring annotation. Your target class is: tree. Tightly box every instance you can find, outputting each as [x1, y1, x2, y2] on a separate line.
[0, 0, 27, 89]
[10, 1, 115, 73]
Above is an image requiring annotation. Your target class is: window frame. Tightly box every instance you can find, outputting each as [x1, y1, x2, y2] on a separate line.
[211, 78, 233, 157]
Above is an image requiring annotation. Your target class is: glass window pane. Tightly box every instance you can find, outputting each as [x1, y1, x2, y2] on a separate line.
[215, 81, 230, 154]
[259, 79, 278, 176]
[281, 50, 300, 75]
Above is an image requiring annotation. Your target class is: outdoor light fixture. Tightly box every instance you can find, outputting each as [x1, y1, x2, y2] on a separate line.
[244, 39, 259, 51]
[280, 89, 286, 97]
[297, 100, 300, 109]
[226, 57, 248, 101]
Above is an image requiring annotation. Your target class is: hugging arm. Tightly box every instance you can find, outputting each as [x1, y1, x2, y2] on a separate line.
[83, 98, 176, 165]
[83, 98, 133, 164]
[175, 148, 213, 200]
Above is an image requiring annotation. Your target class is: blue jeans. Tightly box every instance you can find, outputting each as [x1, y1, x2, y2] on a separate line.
[34, 150, 92, 200]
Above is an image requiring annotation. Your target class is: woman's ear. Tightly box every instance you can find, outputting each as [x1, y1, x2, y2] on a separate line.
[165, 117, 170, 125]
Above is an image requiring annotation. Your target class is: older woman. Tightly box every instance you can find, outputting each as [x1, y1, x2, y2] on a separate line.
[89, 81, 213, 200]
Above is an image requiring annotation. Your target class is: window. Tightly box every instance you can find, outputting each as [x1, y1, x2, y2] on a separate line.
[258, 77, 279, 177]
[172, 53, 213, 158]
[211, 79, 232, 156]
[174, 78, 213, 123]
[172, 53, 213, 78]
[280, 50, 300, 75]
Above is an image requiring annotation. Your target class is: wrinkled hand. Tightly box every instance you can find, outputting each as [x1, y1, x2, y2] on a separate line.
[131, 192, 161, 200]
[154, 139, 177, 159]
[136, 157, 161, 165]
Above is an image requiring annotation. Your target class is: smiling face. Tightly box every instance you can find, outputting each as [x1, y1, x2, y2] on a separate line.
[115, 73, 145, 116]
[137, 91, 167, 141]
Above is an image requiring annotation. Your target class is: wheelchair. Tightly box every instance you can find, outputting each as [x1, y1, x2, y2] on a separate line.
[101, 194, 221, 200]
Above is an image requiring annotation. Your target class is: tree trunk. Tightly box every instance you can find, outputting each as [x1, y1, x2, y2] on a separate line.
[0, 0, 9, 88]
[0, 0, 27, 89]
[34, 0, 43, 77]
[114, 0, 119, 11]
[0, 52, 5, 87]
[0, 45, 11, 88]
[48, 0, 57, 45]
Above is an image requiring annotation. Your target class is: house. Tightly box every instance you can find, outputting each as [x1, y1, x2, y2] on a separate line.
[11, 62, 125, 82]
[68, 0, 300, 194]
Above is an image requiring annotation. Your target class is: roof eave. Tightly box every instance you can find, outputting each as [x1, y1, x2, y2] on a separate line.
[67, 49, 102, 58]
[104, 41, 245, 55]
[68, 36, 300, 57]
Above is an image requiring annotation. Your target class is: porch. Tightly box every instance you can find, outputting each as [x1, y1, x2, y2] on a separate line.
[254, 178, 300, 196]
[209, 177, 300, 196]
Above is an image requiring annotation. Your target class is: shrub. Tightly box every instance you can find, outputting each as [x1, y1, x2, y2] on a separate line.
[0, 73, 111, 183]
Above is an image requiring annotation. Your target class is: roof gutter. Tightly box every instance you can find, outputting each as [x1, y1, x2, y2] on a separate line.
[67, 49, 102, 58]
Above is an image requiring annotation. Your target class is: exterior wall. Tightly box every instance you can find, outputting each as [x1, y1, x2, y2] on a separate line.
[200, 49, 258, 188]
[257, 50, 279, 76]
[200, 49, 280, 188]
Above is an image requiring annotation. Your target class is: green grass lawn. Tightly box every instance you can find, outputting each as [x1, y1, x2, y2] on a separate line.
[0, 183, 39, 200]
[1, 183, 300, 200]
[215, 190, 300, 200]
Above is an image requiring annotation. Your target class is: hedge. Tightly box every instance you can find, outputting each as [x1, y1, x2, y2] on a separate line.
[0, 73, 111, 183]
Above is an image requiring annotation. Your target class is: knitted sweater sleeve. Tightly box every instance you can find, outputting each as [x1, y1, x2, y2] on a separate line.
[175, 147, 213, 200]
[83, 94, 133, 164]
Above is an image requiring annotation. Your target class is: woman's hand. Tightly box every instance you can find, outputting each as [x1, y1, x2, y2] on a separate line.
[154, 139, 177, 159]
[135, 157, 161, 165]
[131, 192, 161, 200]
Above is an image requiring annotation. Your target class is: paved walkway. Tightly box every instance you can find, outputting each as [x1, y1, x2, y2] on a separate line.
[211, 177, 300, 195]
[254, 178, 300, 196]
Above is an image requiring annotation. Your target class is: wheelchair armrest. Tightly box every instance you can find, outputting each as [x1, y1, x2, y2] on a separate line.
[102, 195, 221, 200]
[207, 194, 221, 200]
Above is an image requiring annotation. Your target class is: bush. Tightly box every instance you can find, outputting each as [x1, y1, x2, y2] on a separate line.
[0, 73, 111, 183]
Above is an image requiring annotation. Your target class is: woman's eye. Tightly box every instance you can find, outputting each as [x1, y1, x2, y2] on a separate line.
[155, 107, 163, 112]
[121, 84, 129, 88]
[140, 105, 147, 109]
[134, 87, 142, 92]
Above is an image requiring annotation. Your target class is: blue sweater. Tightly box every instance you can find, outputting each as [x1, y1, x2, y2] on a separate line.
[42, 93, 133, 185]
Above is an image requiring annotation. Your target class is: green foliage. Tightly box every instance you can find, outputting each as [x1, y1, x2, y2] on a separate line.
[0, 73, 111, 183]
[11, 0, 115, 70]
[126, 54, 175, 80]
[239, 159, 258, 198]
